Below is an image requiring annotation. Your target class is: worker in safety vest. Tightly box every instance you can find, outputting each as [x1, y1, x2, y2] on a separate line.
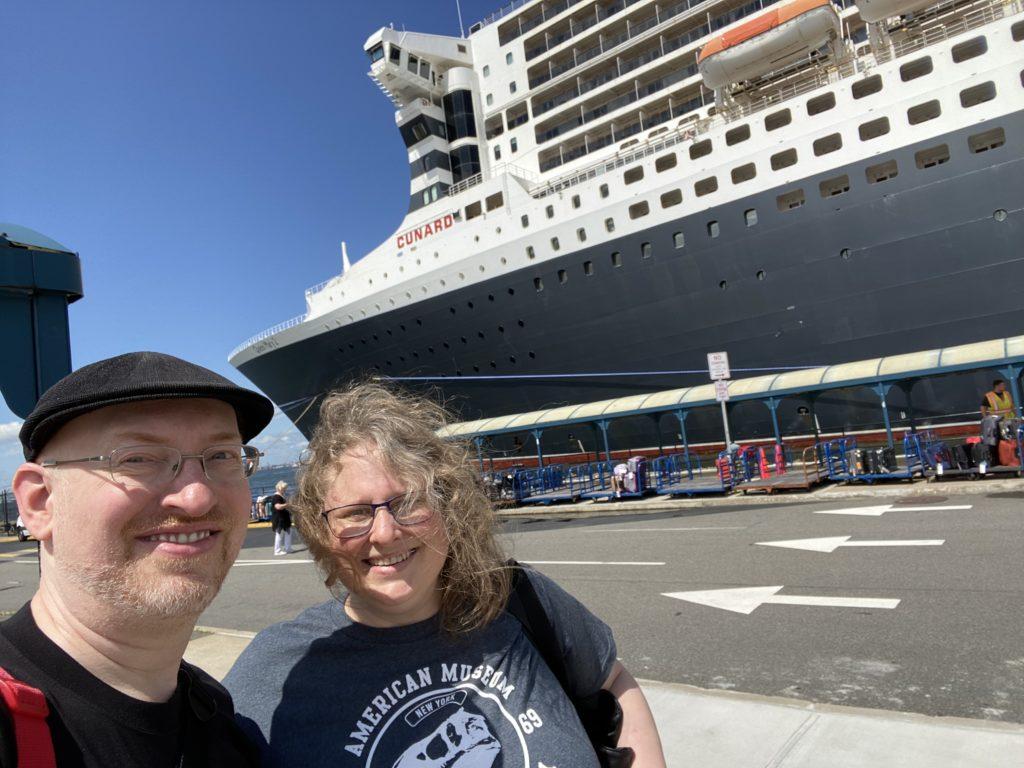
[981, 378, 1016, 418]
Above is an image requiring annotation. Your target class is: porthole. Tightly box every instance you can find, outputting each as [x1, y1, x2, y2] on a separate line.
[551, 237, 560, 251]
[994, 209, 1008, 222]
[641, 242, 652, 259]
[521, 214, 529, 228]
[459, 272, 465, 280]
[583, 260, 594, 276]
[599, 183, 609, 198]
[508, 287, 516, 295]
[467, 301, 474, 309]
[500, 256, 507, 265]
[577, 227, 587, 242]
[528, 351, 536, 359]
[707, 221, 720, 238]
[517, 319, 525, 327]
[509, 356, 516, 364]
[610, 251, 622, 268]
[498, 325, 505, 333]
[756, 270, 766, 281]
[478, 331, 485, 339]
[534, 277, 543, 292]
[719, 280, 728, 290]
[488, 294, 495, 301]
[558, 269, 567, 284]
[605, 217, 615, 232]
[571, 194, 581, 208]
[840, 248, 851, 260]
[744, 209, 758, 227]
[479, 265, 486, 272]
[526, 245, 535, 259]
[545, 204, 554, 218]
[865, 159, 898, 184]
[673, 231, 685, 249]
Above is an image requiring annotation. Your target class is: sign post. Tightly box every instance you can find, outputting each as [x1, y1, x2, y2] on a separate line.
[708, 352, 732, 448]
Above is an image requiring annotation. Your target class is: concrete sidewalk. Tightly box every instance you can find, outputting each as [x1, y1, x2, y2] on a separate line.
[185, 627, 1024, 767]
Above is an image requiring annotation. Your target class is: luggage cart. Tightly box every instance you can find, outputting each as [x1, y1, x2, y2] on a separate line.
[737, 445, 824, 494]
[654, 451, 735, 496]
[581, 456, 652, 500]
[514, 463, 584, 504]
[821, 435, 923, 484]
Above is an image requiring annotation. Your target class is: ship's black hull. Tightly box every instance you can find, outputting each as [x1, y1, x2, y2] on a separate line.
[236, 113, 1024, 453]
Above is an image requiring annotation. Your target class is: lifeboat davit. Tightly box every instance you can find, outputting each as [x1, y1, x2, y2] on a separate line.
[698, 0, 841, 90]
[855, 0, 936, 23]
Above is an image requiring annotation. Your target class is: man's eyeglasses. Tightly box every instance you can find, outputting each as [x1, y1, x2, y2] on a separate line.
[321, 491, 432, 539]
[41, 444, 262, 488]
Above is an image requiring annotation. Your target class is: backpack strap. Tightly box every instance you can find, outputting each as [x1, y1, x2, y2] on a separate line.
[0, 667, 56, 768]
[505, 560, 573, 695]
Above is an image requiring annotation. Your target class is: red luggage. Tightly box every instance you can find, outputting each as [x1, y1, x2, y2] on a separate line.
[998, 440, 1019, 467]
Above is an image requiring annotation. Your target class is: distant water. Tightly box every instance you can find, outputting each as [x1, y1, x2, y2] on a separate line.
[249, 464, 299, 498]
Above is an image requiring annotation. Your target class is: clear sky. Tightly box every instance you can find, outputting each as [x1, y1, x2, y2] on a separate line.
[0, 0, 506, 486]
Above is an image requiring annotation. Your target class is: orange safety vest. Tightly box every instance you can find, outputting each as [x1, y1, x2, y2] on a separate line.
[985, 390, 1015, 417]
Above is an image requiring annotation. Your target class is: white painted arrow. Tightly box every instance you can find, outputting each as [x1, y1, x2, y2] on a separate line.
[756, 536, 945, 553]
[663, 586, 900, 614]
[815, 504, 972, 516]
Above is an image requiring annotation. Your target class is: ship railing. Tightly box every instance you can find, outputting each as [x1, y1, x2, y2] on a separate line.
[230, 313, 306, 359]
[305, 277, 336, 297]
[874, 0, 1019, 64]
[445, 163, 540, 199]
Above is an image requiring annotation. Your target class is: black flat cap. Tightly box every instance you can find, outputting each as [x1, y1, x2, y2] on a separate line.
[19, 351, 275, 460]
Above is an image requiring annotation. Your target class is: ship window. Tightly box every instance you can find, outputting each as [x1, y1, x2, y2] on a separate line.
[419, 60, 430, 79]
[756, 270, 766, 280]
[483, 65, 490, 77]
[641, 242, 652, 259]
[655, 153, 677, 172]
[673, 232, 685, 248]
[629, 201, 650, 219]
[660, 189, 682, 208]
[534, 277, 544, 291]
[952, 36, 987, 63]
[900, 57, 932, 82]
[558, 269, 568, 284]
[605, 217, 615, 232]
[707, 221, 719, 238]
[915, 144, 950, 169]
[599, 183, 610, 198]
[407, 54, 419, 74]
[486, 93, 494, 106]
[689, 139, 712, 160]
[725, 125, 750, 146]
[583, 260, 594, 276]
[960, 81, 996, 108]
[819, 174, 850, 198]
[526, 245, 536, 259]
[858, 117, 890, 141]
[765, 109, 791, 131]
[1014, 20, 1024, 40]
[465, 200, 482, 220]
[865, 159, 899, 184]
[551, 237, 560, 251]
[388, 45, 400, 62]
[731, 163, 756, 184]
[521, 214, 530, 228]
[908, 100, 941, 125]
[776, 189, 805, 211]
[624, 166, 644, 184]
[813, 133, 842, 156]
[851, 75, 882, 99]
[486, 192, 504, 211]
[611, 251, 622, 267]
[571, 194, 581, 208]
[494, 145, 502, 160]
[509, 81, 517, 94]
[506, 102, 529, 128]
[770, 149, 797, 170]
[694, 176, 718, 196]
[510, 137, 518, 153]
[806, 93, 836, 116]
[368, 43, 384, 62]
[577, 227, 587, 242]
[545, 204, 555, 218]
[744, 209, 758, 227]
[968, 127, 1005, 153]
[506, 52, 514, 65]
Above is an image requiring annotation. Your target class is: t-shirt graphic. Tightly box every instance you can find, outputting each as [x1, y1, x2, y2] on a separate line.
[392, 702, 499, 767]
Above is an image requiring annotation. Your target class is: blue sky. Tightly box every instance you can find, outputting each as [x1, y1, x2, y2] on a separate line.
[0, 0, 505, 486]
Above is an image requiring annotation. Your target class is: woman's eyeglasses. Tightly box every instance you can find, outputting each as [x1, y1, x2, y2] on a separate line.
[321, 491, 432, 539]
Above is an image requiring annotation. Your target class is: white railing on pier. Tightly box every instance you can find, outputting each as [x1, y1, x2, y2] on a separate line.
[230, 314, 306, 360]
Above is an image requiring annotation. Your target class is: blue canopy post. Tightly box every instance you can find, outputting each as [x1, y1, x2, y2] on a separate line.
[804, 394, 820, 442]
[764, 397, 783, 444]
[898, 380, 919, 434]
[589, 423, 602, 463]
[998, 364, 1023, 418]
[673, 409, 691, 470]
[531, 429, 544, 469]
[872, 382, 895, 448]
[473, 437, 485, 471]
[595, 419, 613, 462]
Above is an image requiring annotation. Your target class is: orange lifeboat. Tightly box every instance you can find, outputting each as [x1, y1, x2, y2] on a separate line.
[698, 0, 841, 90]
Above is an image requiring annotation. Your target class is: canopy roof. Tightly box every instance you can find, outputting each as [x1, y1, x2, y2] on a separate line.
[440, 336, 1024, 439]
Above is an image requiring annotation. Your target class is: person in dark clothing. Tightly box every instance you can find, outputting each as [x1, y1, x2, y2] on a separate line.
[270, 480, 293, 555]
[3, 352, 273, 767]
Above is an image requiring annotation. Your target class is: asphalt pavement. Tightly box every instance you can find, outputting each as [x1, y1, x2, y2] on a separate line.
[2, 480, 1022, 766]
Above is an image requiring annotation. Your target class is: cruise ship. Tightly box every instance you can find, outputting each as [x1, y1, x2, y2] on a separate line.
[231, 0, 1024, 450]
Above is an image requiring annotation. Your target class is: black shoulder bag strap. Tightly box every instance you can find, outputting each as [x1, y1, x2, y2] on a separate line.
[505, 560, 635, 768]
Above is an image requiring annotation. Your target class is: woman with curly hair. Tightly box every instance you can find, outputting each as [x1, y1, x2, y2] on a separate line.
[224, 382, 664, 767]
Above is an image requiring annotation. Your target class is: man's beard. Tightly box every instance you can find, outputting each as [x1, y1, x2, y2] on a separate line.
[55, 514, 238, 620]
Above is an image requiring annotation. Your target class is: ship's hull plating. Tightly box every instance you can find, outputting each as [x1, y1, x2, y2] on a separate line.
[237, 114, 1024, 450]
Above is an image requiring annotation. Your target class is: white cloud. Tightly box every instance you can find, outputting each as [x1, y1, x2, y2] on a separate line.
[0, 422, 21, 442]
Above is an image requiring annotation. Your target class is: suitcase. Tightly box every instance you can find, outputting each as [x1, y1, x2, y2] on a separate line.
[878, 447, 897, 472]
[955, 443, 975, 469]
[998, 440, 1019, 468]
[860, 449, 879, 474]
[971, 442, 991, 469]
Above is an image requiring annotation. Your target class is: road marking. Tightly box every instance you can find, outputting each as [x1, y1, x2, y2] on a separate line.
[663, 585, 900, 614]
[194, 625, 257, 639]
[815, 504, 972, 516]
[524, 560, 664, 566]
[0, 549, 38, 559]
[581, 527, 747, 533]
[233, 559, 314, 566]
[756, 536, 945, 553]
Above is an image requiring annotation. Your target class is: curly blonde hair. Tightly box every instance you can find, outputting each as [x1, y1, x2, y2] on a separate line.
[292, 381, 511, 635]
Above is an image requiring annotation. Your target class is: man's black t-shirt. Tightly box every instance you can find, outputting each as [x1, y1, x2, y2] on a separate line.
[268, 493, 291, 532]
[0, 604, 259, 767]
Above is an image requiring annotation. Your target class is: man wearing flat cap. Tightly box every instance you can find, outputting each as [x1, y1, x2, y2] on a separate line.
[2, 351, 274, 766]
